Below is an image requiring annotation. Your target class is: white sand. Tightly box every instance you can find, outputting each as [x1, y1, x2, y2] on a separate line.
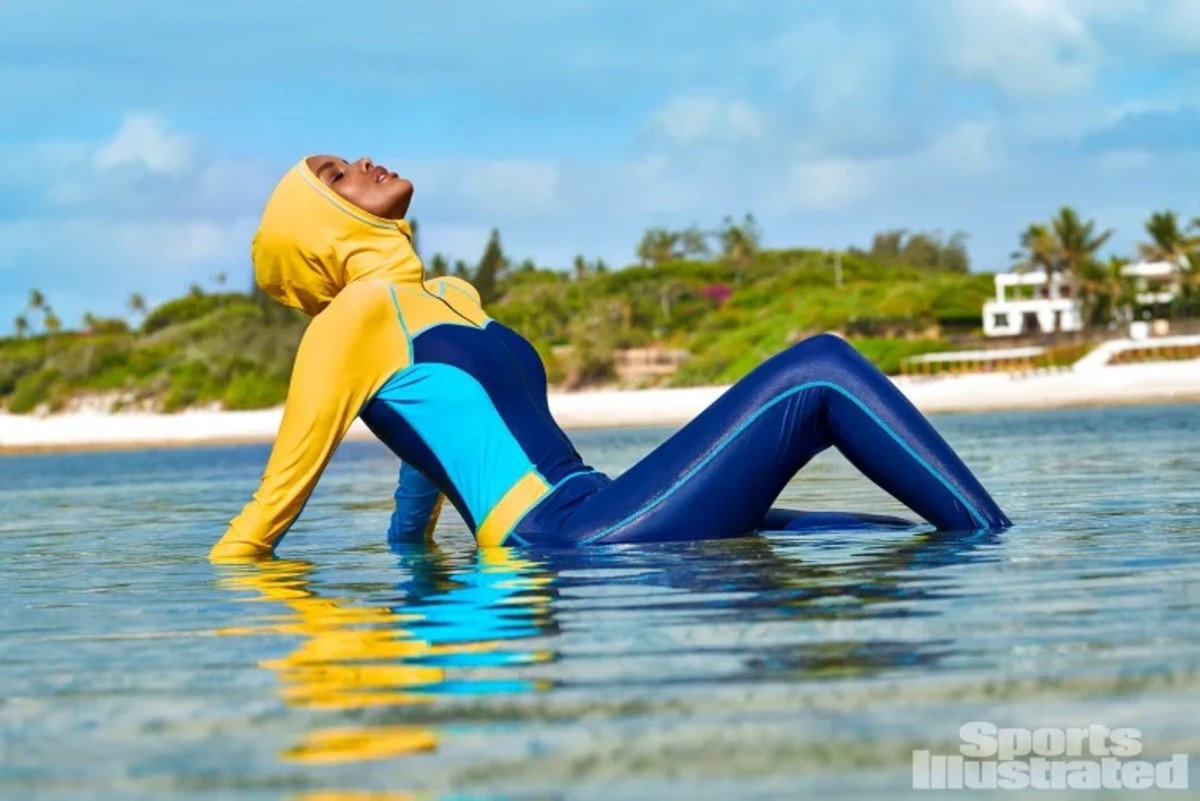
[1, 359, 1197, 452]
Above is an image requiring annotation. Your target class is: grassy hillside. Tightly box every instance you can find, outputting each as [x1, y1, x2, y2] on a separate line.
[1, 249, 993, 413]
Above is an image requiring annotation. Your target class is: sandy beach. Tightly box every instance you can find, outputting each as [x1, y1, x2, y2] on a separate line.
[1, 357, 1197, 454]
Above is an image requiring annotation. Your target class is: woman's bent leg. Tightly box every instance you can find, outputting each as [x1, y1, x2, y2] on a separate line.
[554, 334, 1010, 544]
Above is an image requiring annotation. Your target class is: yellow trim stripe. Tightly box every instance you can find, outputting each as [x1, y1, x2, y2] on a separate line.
[476, 472, 551, 547]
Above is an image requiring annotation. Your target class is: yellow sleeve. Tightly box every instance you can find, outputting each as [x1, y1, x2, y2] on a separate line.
[210, 285, 407, 560]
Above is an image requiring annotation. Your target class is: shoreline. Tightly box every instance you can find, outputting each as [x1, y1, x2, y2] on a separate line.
[2, 361, 1198, 455]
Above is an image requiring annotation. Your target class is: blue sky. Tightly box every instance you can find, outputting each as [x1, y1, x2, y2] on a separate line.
[2, 0, 1199, 330]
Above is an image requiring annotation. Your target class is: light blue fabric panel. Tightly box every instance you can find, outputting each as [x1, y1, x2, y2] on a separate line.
[374, 364, 534, 525]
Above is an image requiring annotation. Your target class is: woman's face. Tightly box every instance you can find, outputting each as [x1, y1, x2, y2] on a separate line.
[305, 154, 414, 219]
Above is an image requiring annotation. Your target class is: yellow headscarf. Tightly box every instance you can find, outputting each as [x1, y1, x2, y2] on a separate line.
[251, 158, 424, 315]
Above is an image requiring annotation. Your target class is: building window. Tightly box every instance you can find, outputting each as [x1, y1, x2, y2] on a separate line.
[993, 313, 1009, 328]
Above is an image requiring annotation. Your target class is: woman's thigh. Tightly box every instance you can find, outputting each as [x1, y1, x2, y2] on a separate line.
[556, 335, 857, 544]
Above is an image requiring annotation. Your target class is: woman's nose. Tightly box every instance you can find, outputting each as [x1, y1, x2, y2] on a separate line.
[357, 157, 374, 172]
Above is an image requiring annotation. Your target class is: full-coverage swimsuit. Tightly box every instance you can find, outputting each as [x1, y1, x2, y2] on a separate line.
[210, 160, 1010, 560]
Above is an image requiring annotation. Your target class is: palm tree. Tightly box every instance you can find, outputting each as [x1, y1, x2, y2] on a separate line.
[28, 289, 46, 315]
[1139, 211, 1190, 265]
[1078, 256, 1131, 327]
[1048, 207, 1111, 319]
[1012, 223, 1061, 286]
[43, 308, 62, 336]
[128, 293, 147, 320]
[717, 214, 762, 283]
[1051, 206, 1112, 279]
[13, 314, 29, 339]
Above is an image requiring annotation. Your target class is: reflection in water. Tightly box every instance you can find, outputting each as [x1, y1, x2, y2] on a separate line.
[216, 525, 998, 775]
[533, 526, 1002, 681]
[217, 547, 557, 764]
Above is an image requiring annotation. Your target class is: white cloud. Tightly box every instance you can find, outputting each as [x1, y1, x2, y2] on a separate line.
[93, 112, 193, 175]
[767, 157, 875, 212]
[939, 0, 1101, 96]
[403, 158, 563, 220]
[1156, 0, 1200, 53]
[652, 95, 764, 144]
[0, 216, 253, 277]
[922, 121, 1000, 175]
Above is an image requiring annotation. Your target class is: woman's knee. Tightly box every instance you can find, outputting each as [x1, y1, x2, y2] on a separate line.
[786, 333, 862, 371]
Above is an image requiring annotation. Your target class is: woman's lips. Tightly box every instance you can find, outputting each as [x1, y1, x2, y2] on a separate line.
[372, 165, 394, 183]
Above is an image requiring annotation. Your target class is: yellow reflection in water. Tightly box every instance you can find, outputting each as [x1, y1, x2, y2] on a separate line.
[217, 547, 554, 765]
[295, 793, 427, 801]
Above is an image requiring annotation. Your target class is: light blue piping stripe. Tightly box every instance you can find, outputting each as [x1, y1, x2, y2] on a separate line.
[497, 468, 601, 548]
[294, 166, 397, 230]
[579, 380, 987, 544]
[438, 283, 447, 298]
[388, 286, 414, 363]
[444, 282, 479, 305]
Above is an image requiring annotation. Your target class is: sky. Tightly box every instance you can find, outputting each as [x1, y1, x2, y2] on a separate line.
[2, 0, 1199, 331]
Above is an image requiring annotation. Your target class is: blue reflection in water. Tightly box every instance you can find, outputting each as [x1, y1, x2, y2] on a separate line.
[2, 404, 1199, 799]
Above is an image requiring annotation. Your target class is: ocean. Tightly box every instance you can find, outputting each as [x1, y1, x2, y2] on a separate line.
[2, 404, 1198, 799]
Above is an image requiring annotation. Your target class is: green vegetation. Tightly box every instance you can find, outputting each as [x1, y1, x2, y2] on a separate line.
[3, 208, 1198, 414]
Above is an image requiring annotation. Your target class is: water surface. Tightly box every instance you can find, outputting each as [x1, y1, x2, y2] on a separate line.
[2, 405, 1199, 799]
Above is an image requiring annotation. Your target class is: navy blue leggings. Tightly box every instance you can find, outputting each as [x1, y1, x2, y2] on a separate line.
[514, 334, 1011, 545]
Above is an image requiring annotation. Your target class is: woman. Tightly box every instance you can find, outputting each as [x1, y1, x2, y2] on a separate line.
[209, 155, 1010, 560]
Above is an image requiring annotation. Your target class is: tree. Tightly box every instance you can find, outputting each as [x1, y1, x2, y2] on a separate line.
[1139, 211, 1199, 292]
[1050, 206, 1112, 279]
[13, 314, 29, 339]
[452, 259, 470, 280]
[717, 213, 761, 282]
[128, 293, 147, 320]
[1087, 256, 1133, 327]
[82, 312, 99, 333]
[188, 283, 205, 299]
[868, 229, 907, 264]
[429, 253, 449, 277]
[214, 272, 228, 288]
[636, 227, 682, 266]
[409, 218, 421, 258]
[28, 289, 46, 315]
[472, 229, 508, 305]
[861, 228, 969, 272]
[679, 226, 711, 259]
[43, 308, 62, 336]
[573, 255, 589, 281]
[1012, 223, 1061, 285]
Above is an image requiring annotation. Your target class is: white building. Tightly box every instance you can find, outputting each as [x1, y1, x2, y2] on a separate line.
[1120, 259, 1187, 307]
[982, 271, 1083, 337]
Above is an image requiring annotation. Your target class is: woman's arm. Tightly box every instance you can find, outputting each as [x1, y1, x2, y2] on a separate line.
[210, 285, 406, 560]
[389, 462, 445, 546]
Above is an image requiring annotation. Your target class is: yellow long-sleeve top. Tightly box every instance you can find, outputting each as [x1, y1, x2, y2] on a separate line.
[211, 160, 594, 559]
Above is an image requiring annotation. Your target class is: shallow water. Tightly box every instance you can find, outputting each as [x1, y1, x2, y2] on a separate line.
[2, 405, 1199, 800]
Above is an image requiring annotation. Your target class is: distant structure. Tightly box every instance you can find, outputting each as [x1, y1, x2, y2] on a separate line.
[1120, 259, 1186, 308]
[982, 272, 1082, 338]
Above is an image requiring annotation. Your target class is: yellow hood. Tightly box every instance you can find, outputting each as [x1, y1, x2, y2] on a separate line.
[252, 158, 423, 315]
